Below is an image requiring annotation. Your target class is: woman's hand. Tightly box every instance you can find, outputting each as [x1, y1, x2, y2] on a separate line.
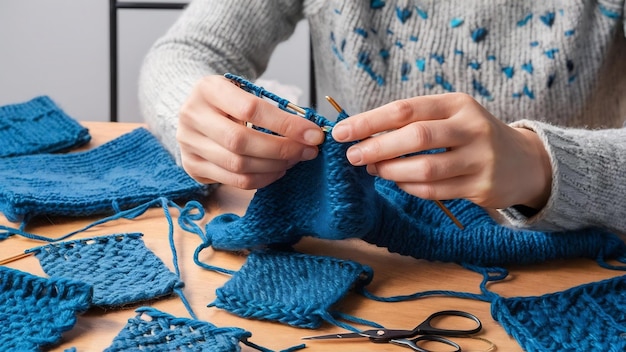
[331, 93, 552, 210]
[177, 75, 325, 189]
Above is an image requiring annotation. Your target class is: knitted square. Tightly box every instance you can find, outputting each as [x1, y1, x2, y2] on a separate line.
[209, 250, 373, 329]
[492, 275, 626, 352]
[0, 96, 90, 157]
[29, 233, 183, 307]
[0, 127, 205, 223]
[105, 307, 250, 352]
[0, 266, 92, 351]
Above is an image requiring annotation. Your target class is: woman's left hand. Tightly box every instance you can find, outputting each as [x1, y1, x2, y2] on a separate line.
[331, 93, 552, 210]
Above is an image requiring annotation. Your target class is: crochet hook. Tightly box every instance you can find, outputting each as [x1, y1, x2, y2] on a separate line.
[325, 96, 464, 230]
[0, 251, 33, 265]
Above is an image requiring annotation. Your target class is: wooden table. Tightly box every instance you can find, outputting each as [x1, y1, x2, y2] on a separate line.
[2, 121, 624, 351]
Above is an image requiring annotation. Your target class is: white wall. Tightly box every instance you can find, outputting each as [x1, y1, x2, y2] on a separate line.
[0, 0, 310, 123]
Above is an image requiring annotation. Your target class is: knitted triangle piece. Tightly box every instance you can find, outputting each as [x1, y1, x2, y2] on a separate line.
[0, 96, 90, 157]
[204, 74, 626, 269]
[0, 266, 92, 351]
[209, 250, 373, 329]
[105, 307, 251, 352]
[28, 233, 183, 307]
[0, 127, 205, 223]
[491, 274, 626, 352]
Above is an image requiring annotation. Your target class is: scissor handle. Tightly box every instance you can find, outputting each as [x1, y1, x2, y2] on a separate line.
[415, 310, 482, 337]
[391, 335, 461, 352]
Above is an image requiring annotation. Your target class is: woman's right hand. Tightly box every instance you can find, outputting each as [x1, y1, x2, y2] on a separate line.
[177, 75, 325, 189]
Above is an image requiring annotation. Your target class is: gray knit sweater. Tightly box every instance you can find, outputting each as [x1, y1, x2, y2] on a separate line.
[139, 0, 626, 234]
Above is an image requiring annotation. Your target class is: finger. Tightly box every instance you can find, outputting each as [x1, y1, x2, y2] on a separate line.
[344, 119, 466, 165]
[182, 136, 297, 175]
[181, 152, 286, 189]
[395, 175, 472, 201]
[199, 76, 325, 146]
[202, 117, 319, 162]
[332, 94, 461, 142]
[369, 149, 480, 183]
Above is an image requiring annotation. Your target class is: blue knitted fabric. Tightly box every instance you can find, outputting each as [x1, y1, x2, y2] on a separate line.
[28, 233, 183, 307]
[0, 96, 90, 157]
[0, 266, 92, 351]
[209, 250, 374, 329]
[204, 74, 626, 268]
[491, 274, 626, 352]
[0, 127, 205, 224]
[208, 74, 379, 250]
[105, 307, 251, 352]
[364, 179, 626, 267]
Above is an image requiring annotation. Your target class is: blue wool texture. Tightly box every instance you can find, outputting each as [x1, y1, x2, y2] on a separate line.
[208, 74, 379, 250]
[0, 127, 204, 223]
[29, 233, 183, 307]
[492, 274, 626, 352]
[105, 307, 251, 352]
[0, 266, 92, 351]
[210, 250, 373, 329]
[205, 74, 626, 268]
[0, 96, 90, 157]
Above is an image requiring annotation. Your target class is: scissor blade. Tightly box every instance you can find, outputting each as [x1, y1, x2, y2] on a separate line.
[301, 332, 367, 340]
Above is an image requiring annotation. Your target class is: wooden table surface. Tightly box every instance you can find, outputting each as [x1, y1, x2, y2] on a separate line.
[2, 121, 624, 352]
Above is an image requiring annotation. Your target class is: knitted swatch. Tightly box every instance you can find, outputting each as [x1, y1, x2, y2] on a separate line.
[0, 266, 92, 351]
[491, 274, 626, 352]
[28, 233, 183, 307]
[0, 127, 204, 224]
[204, 74, 626, 268]
[209, 250, 374, 329]
[0, 96, 90, 157]
[105, 307, 251, 352]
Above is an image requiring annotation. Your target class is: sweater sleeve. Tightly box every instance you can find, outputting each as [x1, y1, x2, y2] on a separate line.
[498, 120, 626, 234]
[138, 0, 304, 162]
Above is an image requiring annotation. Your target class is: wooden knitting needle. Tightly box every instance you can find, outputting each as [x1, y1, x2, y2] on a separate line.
[0, 251, 33, 266]
[325, 96, 464, 230]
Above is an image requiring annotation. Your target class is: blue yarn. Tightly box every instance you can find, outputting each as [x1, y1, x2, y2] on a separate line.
[0, 127, 205, 228]
[0, 96, 90, 157]
[0, 266, 92, 351]
[491, 274, 626, 352]
[28, 233, 184, 308]
[209, 250, 382, 331]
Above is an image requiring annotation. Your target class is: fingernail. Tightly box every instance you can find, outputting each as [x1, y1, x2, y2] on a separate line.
[332, 124, 349, 141]
[302, 147, 317, 160]
[366, 164, 378, 175]
[346, 147, 363, 165]
[304, 129, 324, 144]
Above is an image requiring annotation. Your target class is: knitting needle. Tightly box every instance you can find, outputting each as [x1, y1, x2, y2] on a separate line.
[0, 251, 33, 266]
[324, 96, 464, 230]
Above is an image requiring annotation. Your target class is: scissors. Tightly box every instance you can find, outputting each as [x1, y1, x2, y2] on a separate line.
[302, 310, 482, 352]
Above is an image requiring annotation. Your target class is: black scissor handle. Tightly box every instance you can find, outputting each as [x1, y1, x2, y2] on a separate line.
[416, 310, 482, 336]
[392, 335, 462, 352]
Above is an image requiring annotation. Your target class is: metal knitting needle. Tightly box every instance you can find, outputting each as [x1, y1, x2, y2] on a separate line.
[0, 251, 33, 266]
[325, 96, 464, 230]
